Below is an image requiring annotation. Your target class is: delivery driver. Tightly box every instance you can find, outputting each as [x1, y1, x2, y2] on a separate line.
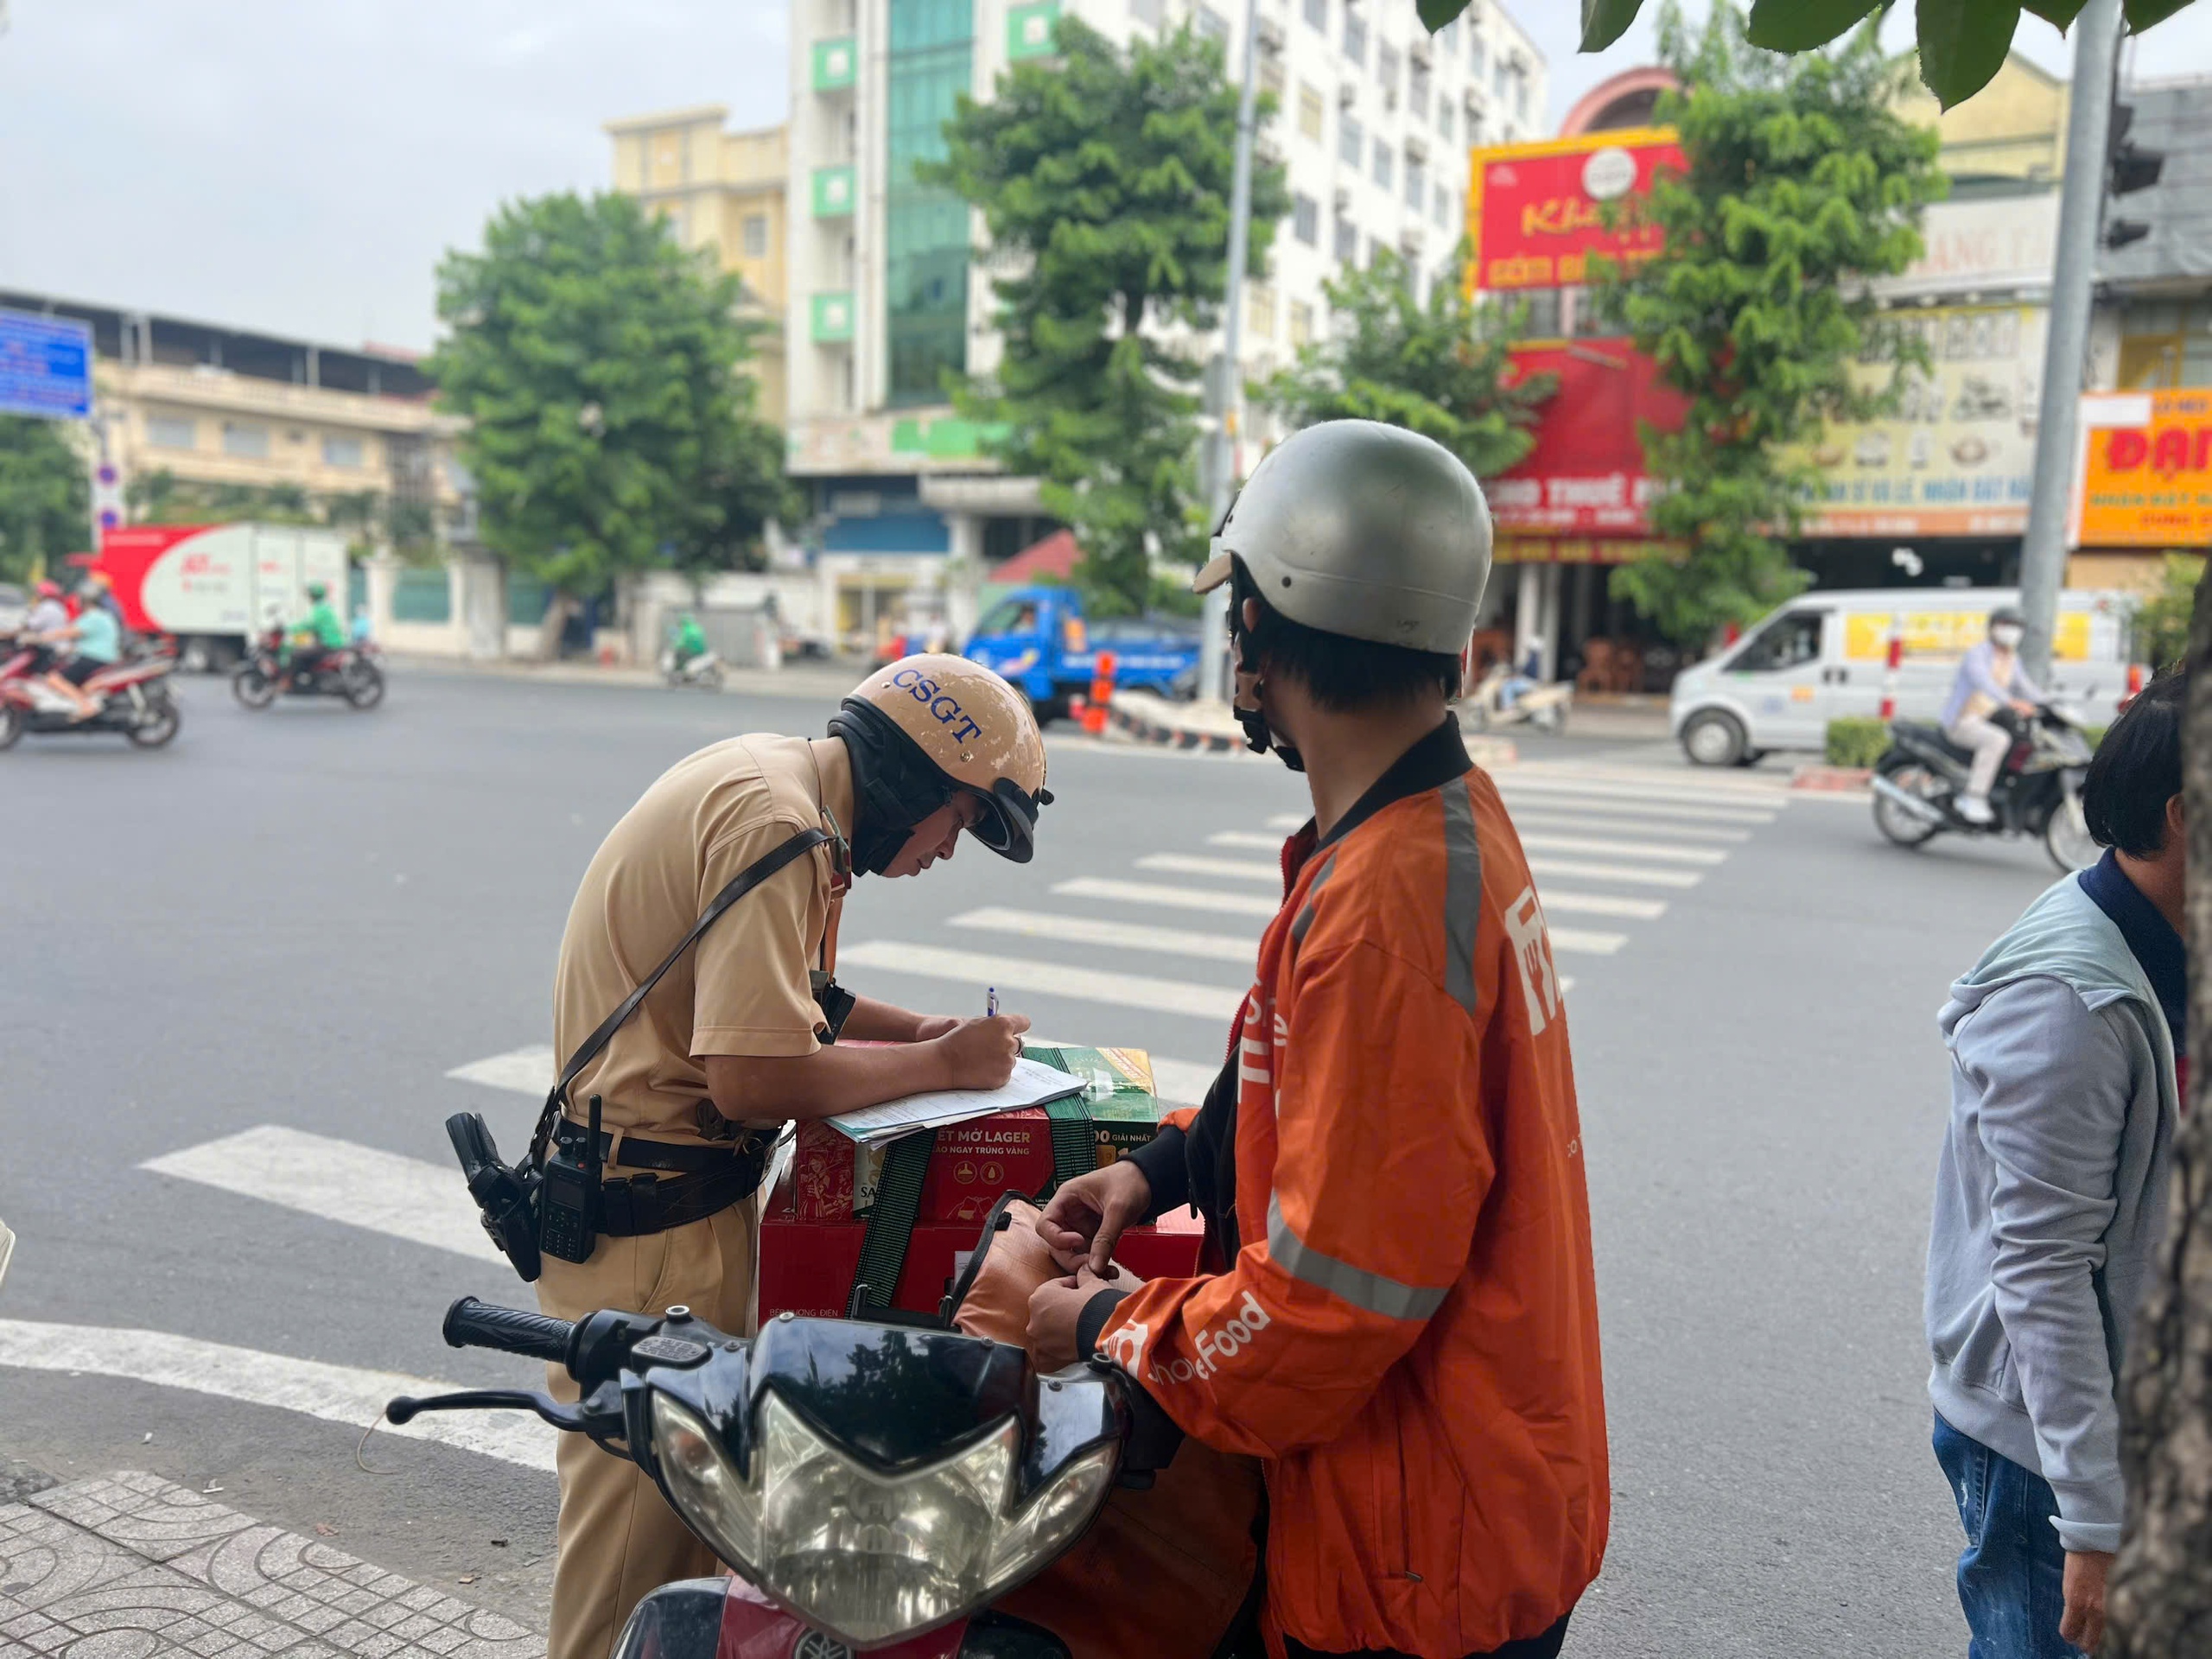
[1034, 421, 1610, 1659]
[538, 653, 1048, 1659]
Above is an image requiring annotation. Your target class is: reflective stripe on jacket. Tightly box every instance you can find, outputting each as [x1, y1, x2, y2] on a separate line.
[1101, 720, 1610, 1657]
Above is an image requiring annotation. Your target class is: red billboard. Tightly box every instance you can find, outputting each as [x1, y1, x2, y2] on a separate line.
[1465, 128, 1683, 293]
[1486, 340, 1690, 539]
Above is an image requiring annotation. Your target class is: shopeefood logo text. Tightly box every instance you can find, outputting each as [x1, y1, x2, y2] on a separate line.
[889, 665, 984, 744]
[1103, 1291, 1274, 1389]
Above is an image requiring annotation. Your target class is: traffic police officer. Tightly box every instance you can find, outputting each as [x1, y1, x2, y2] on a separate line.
[538, 653, 1049, 1659]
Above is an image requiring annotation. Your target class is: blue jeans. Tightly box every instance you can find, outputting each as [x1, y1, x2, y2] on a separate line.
[1932, 1413, 2084, 1659]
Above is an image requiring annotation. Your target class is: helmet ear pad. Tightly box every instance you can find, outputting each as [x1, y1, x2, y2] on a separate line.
[829, 696, 960, 876]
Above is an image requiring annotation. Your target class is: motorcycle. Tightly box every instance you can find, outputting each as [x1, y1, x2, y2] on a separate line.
[388, 1295, 1178, 1659]
[0, 640, 181, 750]
[1871, 702, 2101, 873]
[232, 627, 385, 711]
[661, 646, 725, 690]
[1462, 661, 1571, 734]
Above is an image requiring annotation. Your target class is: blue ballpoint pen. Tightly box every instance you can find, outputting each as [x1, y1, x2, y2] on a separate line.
[987, 986, 998, 1018]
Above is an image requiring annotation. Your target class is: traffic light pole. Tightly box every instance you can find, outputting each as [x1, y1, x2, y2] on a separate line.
[1198, 0, 1261, 705]
[2017, 0, 2124, 686]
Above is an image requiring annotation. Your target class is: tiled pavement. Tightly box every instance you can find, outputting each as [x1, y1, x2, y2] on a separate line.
[0, 1472, 542, 1659]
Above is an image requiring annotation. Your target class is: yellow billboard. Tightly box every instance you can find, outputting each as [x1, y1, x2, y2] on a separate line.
[1791, 304, 2046, 538]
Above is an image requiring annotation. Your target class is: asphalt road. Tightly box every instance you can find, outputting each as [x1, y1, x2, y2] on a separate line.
[0, 663, 2074, 1655]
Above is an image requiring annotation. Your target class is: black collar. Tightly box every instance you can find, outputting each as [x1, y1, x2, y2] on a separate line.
[1304, 717, 1474, 855]
[2079, 849, 2189, 1057]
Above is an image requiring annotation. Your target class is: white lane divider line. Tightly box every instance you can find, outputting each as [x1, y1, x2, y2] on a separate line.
[1506, 812, 1751, 844]
[1517, 834, 1729, 866]
[0, 1319, 556, 1471]
[1053, 877, 1280, 918]
[1135, 853, 1280, 883]
[1537, 890, 1669, 921]
[840, 941, 1246, 1020]
[144, 1126, 501, 1265]
[950, 906, 1257, 963]
[1208, 830, 1286, 850]
[1265, 813, 1306, 831]
[446, 1045, 553, 1095]
[1527, 857, 1702, 889]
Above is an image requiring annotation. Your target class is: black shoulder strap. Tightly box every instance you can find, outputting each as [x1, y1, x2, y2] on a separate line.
[532, 827, 833, 1160]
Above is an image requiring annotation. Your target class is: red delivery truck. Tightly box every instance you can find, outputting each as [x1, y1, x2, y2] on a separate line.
[92, 523, 351, 672]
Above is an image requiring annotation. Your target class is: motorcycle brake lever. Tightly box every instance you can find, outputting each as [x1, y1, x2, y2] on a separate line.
[385, 1388, 596, 1433]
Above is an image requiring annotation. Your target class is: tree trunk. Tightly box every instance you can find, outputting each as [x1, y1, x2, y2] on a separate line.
[537, 588, 576, 663]
[2107, 569, 2212, 1655]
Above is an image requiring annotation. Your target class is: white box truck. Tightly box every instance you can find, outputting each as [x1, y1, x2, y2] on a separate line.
[91, 523, 351, 672]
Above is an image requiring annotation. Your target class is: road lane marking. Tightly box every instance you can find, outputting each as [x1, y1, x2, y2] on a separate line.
[1506, 811, 1751, 844]
[1052, 877, 1280, 918]
[1498, 791, 1777, 826]
[1135, 853, 1280, 882]
[1548, 927, 1629, 955]
[1151, 1057, 1222, 1103]
[1519, 763, 1793, 798]
[446, 1045, 553, 1095]
[0, 1319, 556, 1471]
[143, 1126, 500, 1265]
[1528, 857, 1702, 888]
[1265, 813, 1306, 831]
[1497, 777, 1786, 813]
[1517, 834, 1728, 866]
[1208, 830, 1284, 850]
[840, 941, 1247, 1020]
[950, 906, 1258, 963]
[1536, 890, 1669, 920]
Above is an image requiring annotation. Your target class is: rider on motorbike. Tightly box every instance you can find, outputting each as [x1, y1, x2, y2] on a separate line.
[22, 579, 98, 721]
[668, 611, 709, 673]
[289, 582, 347, 679]
[51, 582, 124, 709]
[1943, 606, 2048, 824]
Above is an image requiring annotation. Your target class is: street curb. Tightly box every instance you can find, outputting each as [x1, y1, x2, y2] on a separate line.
[1100, 691, 1519, 768]
[1792, 765, 1874, 791]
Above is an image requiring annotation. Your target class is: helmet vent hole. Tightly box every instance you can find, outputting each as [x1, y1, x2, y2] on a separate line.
[1280, 576, 1292, 588]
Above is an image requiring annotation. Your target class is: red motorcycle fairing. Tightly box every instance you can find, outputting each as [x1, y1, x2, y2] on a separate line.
[715, 1576, 967, 1659]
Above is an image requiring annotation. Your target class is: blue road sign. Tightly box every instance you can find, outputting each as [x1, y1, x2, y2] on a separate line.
[0, 308, 93, 421]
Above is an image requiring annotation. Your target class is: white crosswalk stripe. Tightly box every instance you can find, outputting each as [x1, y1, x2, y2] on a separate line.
[950, 906, 1257, 963]
[1208, 830, 1286, 850]
[1516, 833, 1729, 866]
[1527, 856, 1703, 888]
[840, 940, 1248, 1020]
[1496, 776, 1785, 813]
[1498, 789, 1777, 826]
[1507, 811, 1751, 844]
[1538, 891, 1669, 920]
[1136, 852, 1281, 882]
[445, 1045, 552, 1094]
[1052, 876, 1279, 917]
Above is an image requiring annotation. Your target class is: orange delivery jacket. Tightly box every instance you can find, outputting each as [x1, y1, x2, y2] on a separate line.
[1087, 719, 1610, 1657]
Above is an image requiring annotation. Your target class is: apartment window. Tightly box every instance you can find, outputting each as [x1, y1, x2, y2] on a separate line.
[1261, 54, 1286, 96]
[1248, 281, 1275, 340]
[742, 213, 769, 256]
[1433, 181, 1451, 228]
[1297, 82, 1324, 139]
[145, 413, 195, 450]
[1293, 192, 1320, 245]
[1405, 155, 1425, 209]
[1376, 43, 1399, 97]
[1437, 98, 1454, 140]
[1338, 111, 1363, 168]
[1343, 10, 1366, 65]
[1196, 3, 1228, 41]
[1439, 18, 1458, 51]
[222, 422, 270, 459]
[1408, 65, 1429, 120]
[1493, 59, 1508, 95]
[1289, 299, 1314, 347]
[321, 435, 366, 469]
[1516, 75, 1529, 120]
[1333, 214, 1358, 263]
[1303, 0, 1325, 27]
[1372, 141, 1392, 188]
[1470, 31, 1486, 76]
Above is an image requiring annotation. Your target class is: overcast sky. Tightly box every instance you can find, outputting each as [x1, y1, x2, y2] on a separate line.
[0, 0, 2203, 355]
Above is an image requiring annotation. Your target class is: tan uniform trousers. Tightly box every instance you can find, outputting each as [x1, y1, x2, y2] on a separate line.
[535, 1192, 760, 1659]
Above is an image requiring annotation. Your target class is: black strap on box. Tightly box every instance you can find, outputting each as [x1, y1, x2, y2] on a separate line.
[847, 1128, 939, 1317]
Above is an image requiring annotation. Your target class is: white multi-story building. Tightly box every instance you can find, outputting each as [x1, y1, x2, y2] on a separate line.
[785, 0, 1543, 643]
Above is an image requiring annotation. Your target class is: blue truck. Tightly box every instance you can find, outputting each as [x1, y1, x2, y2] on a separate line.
[963, 586, 1202, 722]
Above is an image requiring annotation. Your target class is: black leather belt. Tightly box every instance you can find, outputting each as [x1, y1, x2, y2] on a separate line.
[594, 1164, 766, 1238]
[552, 1121, 771, 1174]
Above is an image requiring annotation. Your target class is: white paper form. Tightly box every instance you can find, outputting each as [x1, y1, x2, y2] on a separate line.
[827, 1056, 1084, 1147]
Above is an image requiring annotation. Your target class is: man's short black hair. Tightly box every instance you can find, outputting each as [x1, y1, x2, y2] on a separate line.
[1243, 587, 1463, 712]
[2082, 668, 2186, 856]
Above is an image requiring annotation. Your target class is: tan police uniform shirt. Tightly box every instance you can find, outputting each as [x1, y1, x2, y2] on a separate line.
[551, 734, 854, 1150]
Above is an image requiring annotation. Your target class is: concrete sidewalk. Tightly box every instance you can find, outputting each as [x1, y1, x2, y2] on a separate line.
[0, 1471, 542, 1659]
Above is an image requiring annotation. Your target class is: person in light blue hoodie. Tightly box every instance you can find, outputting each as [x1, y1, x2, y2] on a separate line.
[1926, 669, 2187, 1658]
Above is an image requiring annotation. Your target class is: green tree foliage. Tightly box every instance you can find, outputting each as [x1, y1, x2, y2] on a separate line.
[0, 415, 91, 583]
[427, 192, 795, 636]
[928, 18, 1288, 616]
[1417, 0, 2199, 108]
[2131, 552, 2205, 671]
[1255, 244, 1554, 480]
[1588, 3, 1945, 647]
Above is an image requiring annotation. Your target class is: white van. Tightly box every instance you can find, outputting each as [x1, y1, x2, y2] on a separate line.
[1668, 588, 2141, 766]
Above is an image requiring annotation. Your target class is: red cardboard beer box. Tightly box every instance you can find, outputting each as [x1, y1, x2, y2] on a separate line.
[785, 1112, 1060, 1224]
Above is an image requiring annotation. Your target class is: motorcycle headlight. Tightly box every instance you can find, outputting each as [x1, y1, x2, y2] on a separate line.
[652, 1389, 1117, 1649]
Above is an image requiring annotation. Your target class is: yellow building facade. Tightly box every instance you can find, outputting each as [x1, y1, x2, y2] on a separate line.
[1903, 53, 2070, 192]
[605, 105, 788, 423]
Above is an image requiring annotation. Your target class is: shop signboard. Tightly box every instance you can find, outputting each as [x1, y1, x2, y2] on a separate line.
[1485, 339, 1688, 540]
[2074, 388, 2212, 548]
[1464, 129, 1685, 294]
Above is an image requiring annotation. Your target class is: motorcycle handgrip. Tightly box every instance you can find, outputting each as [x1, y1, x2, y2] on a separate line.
[443, 1296, 575, 1365]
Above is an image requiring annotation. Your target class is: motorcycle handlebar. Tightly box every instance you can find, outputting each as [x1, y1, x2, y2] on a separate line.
[443, 1296, 575, 1366]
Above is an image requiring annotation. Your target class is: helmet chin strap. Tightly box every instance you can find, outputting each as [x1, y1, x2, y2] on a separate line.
[828, 706, 950, 875]
[1229, 591, 1305, 774]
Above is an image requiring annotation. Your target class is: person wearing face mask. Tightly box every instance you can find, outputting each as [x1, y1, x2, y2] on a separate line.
[536, 652, 1052, 1659]
[1942, 606, 2049, 825]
